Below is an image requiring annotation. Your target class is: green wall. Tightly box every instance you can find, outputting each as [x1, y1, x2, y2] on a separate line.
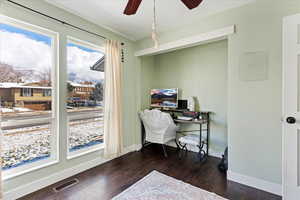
[3, 0, 300, 196]
[137, 0, 300, 185]
[140, 40, 228, 155]
[0, 0, 140, 195]
[140, 56, 156, 110]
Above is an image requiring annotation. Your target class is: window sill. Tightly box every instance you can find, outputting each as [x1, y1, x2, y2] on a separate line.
[67, 143, 104, 160]
[3, 159, 59, 181]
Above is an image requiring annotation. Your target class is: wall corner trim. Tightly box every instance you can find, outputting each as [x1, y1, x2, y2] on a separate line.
[134, 25, 235, 57]
[227, 170, 282, 196]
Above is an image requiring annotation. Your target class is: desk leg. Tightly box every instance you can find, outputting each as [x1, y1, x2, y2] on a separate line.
[175, 136, 180, 150]
[141, 120, 146, 151]
[198, 123, 203, 161]
[207, 115, 210, 156]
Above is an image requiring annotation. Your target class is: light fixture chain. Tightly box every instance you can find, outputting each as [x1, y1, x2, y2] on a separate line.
[152, 0, 159, 48]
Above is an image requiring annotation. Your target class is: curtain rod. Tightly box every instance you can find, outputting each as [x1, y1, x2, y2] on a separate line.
[6, 0, 125, 45]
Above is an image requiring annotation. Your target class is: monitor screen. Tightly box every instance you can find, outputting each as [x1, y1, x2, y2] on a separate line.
[150, 88, 178, 108]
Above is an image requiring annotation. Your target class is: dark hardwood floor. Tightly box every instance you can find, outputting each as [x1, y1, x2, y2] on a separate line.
[20, 145, 282, 200]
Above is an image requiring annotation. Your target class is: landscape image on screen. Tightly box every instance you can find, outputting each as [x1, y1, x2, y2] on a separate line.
[150, 89, 178, 108]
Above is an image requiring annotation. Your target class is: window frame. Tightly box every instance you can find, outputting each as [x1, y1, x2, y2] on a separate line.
[66, 36, 105, 160]
[1, 15, 59, 180]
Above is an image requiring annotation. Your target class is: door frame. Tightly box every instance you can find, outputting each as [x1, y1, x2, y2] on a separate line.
[282, 13, 300, 200]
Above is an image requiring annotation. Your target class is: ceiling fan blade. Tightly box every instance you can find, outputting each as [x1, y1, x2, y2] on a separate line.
[124, 0, 143, 15]
[181, 0, 203, 9]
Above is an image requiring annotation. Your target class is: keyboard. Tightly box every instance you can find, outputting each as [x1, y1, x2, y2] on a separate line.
[177, 116, 193, 121]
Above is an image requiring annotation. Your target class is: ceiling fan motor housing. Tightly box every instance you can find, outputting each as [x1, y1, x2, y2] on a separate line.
[123, 0, 204, 15]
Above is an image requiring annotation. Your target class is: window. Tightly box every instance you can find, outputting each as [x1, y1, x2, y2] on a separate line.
[21, 88, 33, 96]
[0, 18, 58, 178]
[43, 89, 52, 97]
[66, 37, 104, 158]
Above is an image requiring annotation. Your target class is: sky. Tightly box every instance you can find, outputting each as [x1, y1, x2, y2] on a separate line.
[67, 43, 104, 82]
[0, 23, 104, 83]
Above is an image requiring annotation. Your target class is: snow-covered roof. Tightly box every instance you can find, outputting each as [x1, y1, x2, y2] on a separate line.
[91, 56, 105, 72]
[68, 81, 95, 88]
[0, 82, 51, 89]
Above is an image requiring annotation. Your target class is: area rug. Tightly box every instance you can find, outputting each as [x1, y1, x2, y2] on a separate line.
[112, 170, 228, 200]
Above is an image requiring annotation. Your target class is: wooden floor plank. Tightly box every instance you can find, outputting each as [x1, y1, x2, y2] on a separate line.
[19, 145, 282, 200]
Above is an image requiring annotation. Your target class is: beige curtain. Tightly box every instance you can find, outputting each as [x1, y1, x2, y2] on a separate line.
[104, 40, 123, 158]
[0, 113, 2, 200]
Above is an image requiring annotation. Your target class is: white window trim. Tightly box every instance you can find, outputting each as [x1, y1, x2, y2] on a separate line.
[67, 36, 105, 52]
[67, 143, 104, 160]
[3, 160, 59, 181]
[66, 36, 105, 158]
[1, 15, 60, 180]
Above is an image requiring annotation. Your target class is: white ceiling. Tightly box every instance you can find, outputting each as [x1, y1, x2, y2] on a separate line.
[46, 0, 255, 41]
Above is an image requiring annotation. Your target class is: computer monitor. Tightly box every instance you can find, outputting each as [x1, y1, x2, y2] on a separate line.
[150, 88, 178, 108]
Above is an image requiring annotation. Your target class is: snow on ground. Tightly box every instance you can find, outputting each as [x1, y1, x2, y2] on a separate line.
[2, 118, 103, 170]
[0, 108, 14, 113]
[69, 120, 103, 150]
[13, 107, 32, 112]
[2, 131, 50, 169]
[0, 107, 32, 113]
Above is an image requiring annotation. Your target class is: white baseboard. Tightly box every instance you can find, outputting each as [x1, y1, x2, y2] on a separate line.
[208, 150, 223, 159]
[123, 144, 142, 153]
[135, 144, 143, 151]
[165, 141, 223, 158]
[4, 144, 139, 200]
[227, 170, 282, 196]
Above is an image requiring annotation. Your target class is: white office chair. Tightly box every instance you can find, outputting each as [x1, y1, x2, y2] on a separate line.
[139, 109, 179, 157]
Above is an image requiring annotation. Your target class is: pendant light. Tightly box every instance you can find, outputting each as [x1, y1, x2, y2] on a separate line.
[152, 0, 159, 48]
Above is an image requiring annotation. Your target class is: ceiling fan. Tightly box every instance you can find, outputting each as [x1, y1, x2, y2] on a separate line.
[124, 0, 204, 15]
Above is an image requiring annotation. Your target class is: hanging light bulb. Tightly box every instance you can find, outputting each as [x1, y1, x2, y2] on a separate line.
[152, 0, 159, 48]
[152, 22, 158, 48]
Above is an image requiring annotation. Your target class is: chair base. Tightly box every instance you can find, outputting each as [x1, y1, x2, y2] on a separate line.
[162, 144, 168, 158]
[141, 141, 169, 158]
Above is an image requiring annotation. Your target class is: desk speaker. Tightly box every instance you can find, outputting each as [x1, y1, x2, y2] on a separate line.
[178, 100, 188, 110]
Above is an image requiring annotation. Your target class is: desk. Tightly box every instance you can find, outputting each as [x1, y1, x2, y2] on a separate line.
[174, 114, 210, 162]
[140, 110, 211, 160]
